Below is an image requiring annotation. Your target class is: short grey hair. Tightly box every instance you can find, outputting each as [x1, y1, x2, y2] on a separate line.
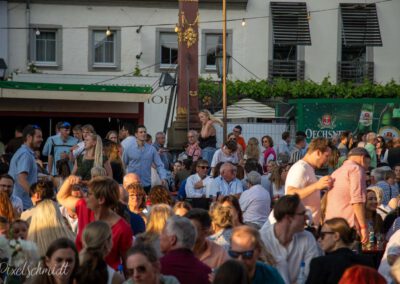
[246, 171, 261, 186]
[371, 168, 384, 182]
[220, 162, 236, 175]
[188, 130, 199, 139]
[155, 132, 166, 138]
[165, 216, 197, 250]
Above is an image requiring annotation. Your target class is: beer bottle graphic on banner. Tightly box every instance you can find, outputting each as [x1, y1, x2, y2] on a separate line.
[354, 103, 374, 135]
[379, 103, 394, 129]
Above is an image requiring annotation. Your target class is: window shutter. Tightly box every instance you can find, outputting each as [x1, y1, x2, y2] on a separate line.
[340, 3, 382, 47]
[270, 2, 311, 46]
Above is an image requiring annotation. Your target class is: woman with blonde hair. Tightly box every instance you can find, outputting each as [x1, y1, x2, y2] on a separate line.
[75, 221, 124, 284]
[135, 204, 173, 257]
[209, 204, 234, 251]
[198, 109, 223, 166]
[72, 133, 112, 180]
[244, 137, 261, 162]
[27, 199, 75, 256]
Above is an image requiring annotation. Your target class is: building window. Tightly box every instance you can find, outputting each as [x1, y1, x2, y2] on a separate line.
[36, 31, 56, 63]
[337, 3, 381, 83]
[201, 30, 232, 73]
[159, 32, 178, 69]
[268, 2, 310, 80]
[30, 26, 62, 68]
[89, 27, 121, 71]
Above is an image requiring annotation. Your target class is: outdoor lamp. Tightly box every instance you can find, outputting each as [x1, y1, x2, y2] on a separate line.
[215, 50, 231, 79]
[0, 58, 7, 80]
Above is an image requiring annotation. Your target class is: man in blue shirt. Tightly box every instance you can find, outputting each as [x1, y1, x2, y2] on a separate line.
[43, 121, 78, 175]
[8, 125, 43, 210]
[122, 125, 167, 193]
[229, 225, 285, 284]
[207, 162, 243, 197]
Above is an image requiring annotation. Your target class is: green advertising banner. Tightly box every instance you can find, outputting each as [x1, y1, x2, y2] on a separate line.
[289, 99, 400, 140]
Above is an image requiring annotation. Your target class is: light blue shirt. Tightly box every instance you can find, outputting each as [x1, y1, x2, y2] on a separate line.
[8, 145, 37, 210]
[122, 143, 167, 187]
[42, 135, 78, 175]
[42, 134, 59, 156]
[208, 176, 243, 197]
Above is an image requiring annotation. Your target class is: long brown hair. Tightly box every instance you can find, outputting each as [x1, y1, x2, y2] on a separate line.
[0, 190, 15, 221]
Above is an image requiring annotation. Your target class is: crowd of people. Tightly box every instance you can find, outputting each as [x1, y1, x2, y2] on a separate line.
[1, 111, 400, 284]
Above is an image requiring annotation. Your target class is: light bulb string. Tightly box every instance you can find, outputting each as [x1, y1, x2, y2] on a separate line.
[0, 0, 390, 31]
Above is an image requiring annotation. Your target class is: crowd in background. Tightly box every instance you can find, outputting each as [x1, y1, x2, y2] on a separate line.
[1, 110, 400, 283]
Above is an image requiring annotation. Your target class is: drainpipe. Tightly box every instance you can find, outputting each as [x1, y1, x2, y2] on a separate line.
[26, 0, 30, 67]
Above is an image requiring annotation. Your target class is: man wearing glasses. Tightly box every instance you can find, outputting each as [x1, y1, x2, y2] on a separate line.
[229, 225, 284, 283]
[259, 194, 320, 284]
[185, 159, 212, 198]
[9, 125, 43, 210]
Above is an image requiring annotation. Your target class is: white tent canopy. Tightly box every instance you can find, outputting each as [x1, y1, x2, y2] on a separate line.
[213, 98, 276, 119]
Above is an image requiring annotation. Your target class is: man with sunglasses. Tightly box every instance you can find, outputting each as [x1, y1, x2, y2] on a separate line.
[259, 194, 320, 284]
[229, 225, 284, 284]
[185, 159, 212, 198]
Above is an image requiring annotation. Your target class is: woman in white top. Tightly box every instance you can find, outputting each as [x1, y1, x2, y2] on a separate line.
[75, 221, 124, 284]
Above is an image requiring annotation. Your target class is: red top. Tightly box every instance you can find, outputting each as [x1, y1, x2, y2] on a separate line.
[237, 136, 246, 152]
[160, 248, 211, 284]
[75, 199, 133, 270]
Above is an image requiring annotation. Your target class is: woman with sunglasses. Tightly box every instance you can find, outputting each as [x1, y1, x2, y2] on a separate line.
[306, 218, 374, 284]
[376, 136, 388, 165]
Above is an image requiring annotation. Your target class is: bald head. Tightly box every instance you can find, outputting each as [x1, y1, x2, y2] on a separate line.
[123, 173, 141, 189]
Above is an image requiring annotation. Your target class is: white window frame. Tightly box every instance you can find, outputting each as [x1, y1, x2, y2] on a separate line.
[156, 29, 178, 72]
[201, 29, 232, 73]
[29, 25, 62, 69]
[88, 27, 121, 71]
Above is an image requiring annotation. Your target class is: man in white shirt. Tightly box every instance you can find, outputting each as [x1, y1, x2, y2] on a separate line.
[186, 159, 213, 198]
[210, 140, 239, 169]
[207, 162, 243, 197]
[285, 137, 333, 226]
[239, 171, 271, 229]
[259, 194, 321, 284]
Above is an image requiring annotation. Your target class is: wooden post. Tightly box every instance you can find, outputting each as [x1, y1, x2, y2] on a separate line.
[167, 0, 200, 150]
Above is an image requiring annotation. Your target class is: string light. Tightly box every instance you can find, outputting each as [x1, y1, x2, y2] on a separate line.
[174, 24, 180, 33]
[241, 18, 246, 26]
[106, 27, 112, 36]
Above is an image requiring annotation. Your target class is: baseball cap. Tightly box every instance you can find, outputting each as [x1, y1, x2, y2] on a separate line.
[60, 122, 71, 129]
[348, 147, 370, 158]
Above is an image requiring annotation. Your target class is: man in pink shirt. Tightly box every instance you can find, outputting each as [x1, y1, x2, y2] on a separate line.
[325, 147, 371, 244]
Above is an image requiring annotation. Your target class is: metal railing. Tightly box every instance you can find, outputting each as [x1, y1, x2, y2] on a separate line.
[337, 61, 374, 83]
[268, 60, 305, 81]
